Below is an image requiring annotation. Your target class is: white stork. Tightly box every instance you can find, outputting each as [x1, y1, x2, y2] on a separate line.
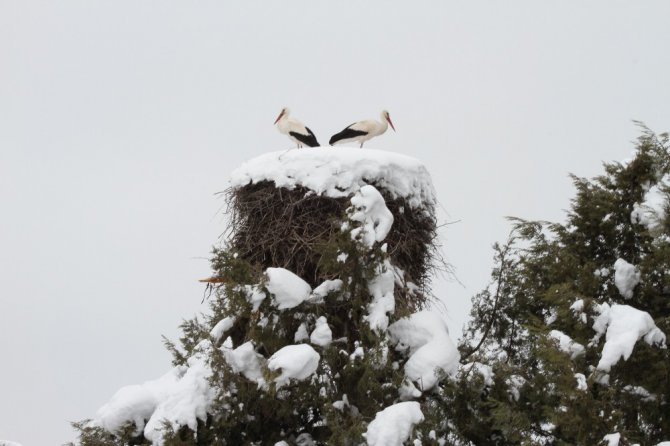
[329, 110, 396, 148]
[274, 107, 320, 148]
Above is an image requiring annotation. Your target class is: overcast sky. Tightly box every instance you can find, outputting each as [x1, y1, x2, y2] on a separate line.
[2, 1, 670, 444]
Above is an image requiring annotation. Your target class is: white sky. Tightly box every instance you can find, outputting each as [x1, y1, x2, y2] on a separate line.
[1, 1, 669, 444]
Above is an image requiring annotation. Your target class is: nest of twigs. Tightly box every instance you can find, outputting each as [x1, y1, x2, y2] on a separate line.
[221, 180, 439, 298]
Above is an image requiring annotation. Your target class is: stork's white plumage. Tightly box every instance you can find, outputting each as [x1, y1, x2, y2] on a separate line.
[274, 107, 320, 148]
[329, 110, 396, 148]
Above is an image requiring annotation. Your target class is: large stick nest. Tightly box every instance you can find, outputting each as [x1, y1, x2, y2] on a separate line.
[222, 180, 439, 299]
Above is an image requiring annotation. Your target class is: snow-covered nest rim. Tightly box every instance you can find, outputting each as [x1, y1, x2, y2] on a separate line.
[229, 147, 436, 210]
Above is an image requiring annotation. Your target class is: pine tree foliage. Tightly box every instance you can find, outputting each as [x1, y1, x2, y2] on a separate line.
[453, 127, 670, 445]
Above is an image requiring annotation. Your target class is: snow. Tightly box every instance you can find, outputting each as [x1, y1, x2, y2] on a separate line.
[544, 309, 557, 325]
[388, 310, 460, 391]
[631, 180, 666, 231]
[142, 354, 215, 444]
[603, 433, 621, 446]
[333, 394, 350, 411]
[548, 330, 585, 359]
[96, 349, 215, 445]
[570, 299, 584, 312]
[307, 279, 343, 304]
[364, 401, 424, 446]
[570, 299, 588, 324]
[594, 268, 610, 278]
[365, 261, 396, 332]
[461, 362, 494, 386]
[613, 259, 640, 299]
[592, 303, 666, 372]
[295, 433, 316, 445]
[210, 316, 235, 342]
[0, 441, 23, 446]
[95, 367, 183, 436]
[348, 185, 394, 248]
[274, 442, 290, 446]
[230, 147, 436, 209]
[294, 323, 309, 342]
[243, 284, 267, 311]
[222, 339, 266, 386]
[310, 316, 333, 347]
[623, 384, 656, 401]
[506, 375, 526, 402]
[265, 267, 312, 310]
[575, 373, 587, 391]
[350, 344, 365, 360]
[332, 394, 360, 417]
[399, 378, 422, 401]
[267, 344, 320, 387]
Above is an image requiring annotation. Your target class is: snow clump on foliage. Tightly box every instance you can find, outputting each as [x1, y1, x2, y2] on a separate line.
[96, 347, 215, 445]
[267, 344, 321, 388]
[364, 401, 424, 446]
[388, 310, 460, 391]
[592, 303, 666, 372]
[613, 258, 641, 299]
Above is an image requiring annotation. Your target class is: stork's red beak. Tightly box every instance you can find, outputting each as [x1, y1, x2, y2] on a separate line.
[387, 116, 396, 131]
[274, 110, 284, 124]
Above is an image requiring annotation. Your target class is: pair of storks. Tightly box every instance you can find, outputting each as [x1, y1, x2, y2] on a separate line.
[274, 108, 395, 148]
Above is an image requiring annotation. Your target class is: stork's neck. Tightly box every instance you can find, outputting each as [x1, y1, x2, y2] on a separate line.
[276, 112, 290, 129]
[379, 112, 389, 132]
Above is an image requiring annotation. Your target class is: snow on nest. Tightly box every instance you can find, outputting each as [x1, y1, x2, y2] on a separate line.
[0, 441, 23, 446]
[229, 147, 436, 209]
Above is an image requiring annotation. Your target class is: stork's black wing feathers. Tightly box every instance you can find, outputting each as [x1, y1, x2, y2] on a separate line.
[289, 127, 320, 147]
[329, 126, 368, 145]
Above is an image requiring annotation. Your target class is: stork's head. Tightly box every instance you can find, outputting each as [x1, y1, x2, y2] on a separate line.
[382, 110, 395, 131]
[274, 107, 289, 124]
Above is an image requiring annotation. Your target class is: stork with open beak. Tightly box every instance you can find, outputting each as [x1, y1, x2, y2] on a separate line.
[274, 107, 320, 148]
[329, 110, 396, 148]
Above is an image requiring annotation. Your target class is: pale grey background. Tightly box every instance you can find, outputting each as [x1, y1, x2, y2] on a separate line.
[1, 1, 669, 444]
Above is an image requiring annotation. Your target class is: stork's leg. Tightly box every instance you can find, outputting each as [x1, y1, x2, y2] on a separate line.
[360, 141, 364, 148]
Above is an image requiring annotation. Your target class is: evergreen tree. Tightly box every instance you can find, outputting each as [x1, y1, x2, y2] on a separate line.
[450, 127, 670, 445]
[72, 152, 458, 445]
[73, 132, 670, 446]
